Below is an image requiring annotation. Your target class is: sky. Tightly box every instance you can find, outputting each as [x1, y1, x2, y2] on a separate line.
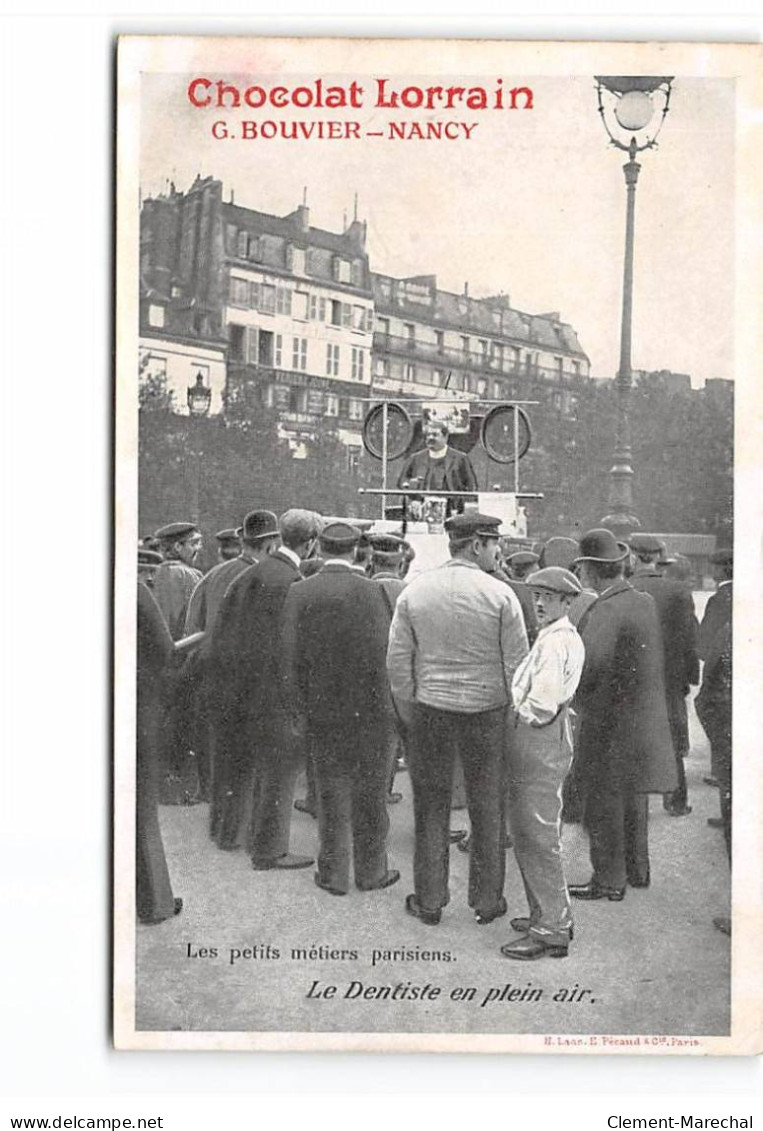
[141, 70, 735, 387]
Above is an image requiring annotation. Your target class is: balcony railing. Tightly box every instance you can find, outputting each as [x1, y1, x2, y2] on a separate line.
[372, 332, 587, 385]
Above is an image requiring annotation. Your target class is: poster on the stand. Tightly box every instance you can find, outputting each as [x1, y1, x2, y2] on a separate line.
[114, 36, 762, 1053]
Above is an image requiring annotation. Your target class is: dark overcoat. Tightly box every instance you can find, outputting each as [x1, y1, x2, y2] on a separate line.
[281, 563, 394, 751]
[574, 579, 677, 794]
[698, 582, 732, 661]
[631, 569, 699, 754]
[397, 446, 478, 494]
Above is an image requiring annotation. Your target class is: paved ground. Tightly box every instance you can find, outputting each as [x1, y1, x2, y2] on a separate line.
[136, 598, 730, 1037]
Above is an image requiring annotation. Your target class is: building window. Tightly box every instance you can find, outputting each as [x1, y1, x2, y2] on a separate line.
[325, 393, 339, 417]
[432, 368, 445, 387]
[491, 342, 504, 369]
[375, 356, 390, 379]
[435, 330, 444, 353]
[326, 343, 340, 377]
[260, 284, 276, 314]
[405, 323, 416, 348]
[348, 399, 364, 421]
[572, 360, 581, 378]
[555, 356, 564, 378]
[289, 387, 308, 413]
[248, 236, 263, 261]
[351, 347, 365, 382]
[292, 337, 308, 371]
[460, 335, 470, 357]
[404, 362, 416, 383]
[276, 287, 292, 316]
[477, 378, 488, 397]
[479, 340, 489, 363]
[293, 291, 309, 320]
[351, 261, 362, 287]
[377, 317, 390, 340]
[274, 334, 283, 368]
[347, 445, 361, 474]
[229, 324, 246, 360]
[333, 258, 351, 283]
[330, 299, 342, 326]
[237, 231, 249, 257]
[148, 303, 165, 328]
[291, 247, 306, 275]
[246, 327, 258, 365]
[353, 305, 367, 331]
[493, 381, 503, 399]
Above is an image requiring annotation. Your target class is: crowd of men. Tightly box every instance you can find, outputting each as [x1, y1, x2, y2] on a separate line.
[135, 508, 733, 956]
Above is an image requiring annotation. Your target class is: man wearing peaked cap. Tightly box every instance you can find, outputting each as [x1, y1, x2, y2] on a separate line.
[387, 508, 529, 926]
[629, 534, 700, 819]
[152, 522, 203, 641]
[138, 548, 163, 589]
[215, 528, 241, 563]
[500, 566, 585, 960]
[567, 529, 676, 902]
[505, 550, 541, 582]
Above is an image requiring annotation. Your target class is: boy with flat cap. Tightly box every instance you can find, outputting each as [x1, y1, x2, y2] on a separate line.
[387, 512, 528, 926]
[500, 567, 585, 961]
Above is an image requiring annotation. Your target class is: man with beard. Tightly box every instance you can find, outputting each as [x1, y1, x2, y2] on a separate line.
[397, 419, 478, 516]
[569, 529, 676, 901]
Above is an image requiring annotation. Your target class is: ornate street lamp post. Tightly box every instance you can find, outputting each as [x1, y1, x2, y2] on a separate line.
[595, 75, 673, 540]
[187, 372, 212, 524]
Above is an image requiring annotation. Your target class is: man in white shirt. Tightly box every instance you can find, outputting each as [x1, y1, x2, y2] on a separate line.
[387, 512, 528, 926]
[500, 566, 585, 961]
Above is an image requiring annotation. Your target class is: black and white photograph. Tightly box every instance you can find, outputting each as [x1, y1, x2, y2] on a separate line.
[113, 36, 761, 1052]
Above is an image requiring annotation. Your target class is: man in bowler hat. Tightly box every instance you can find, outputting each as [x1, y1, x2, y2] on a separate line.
[569, 529, 676, 901]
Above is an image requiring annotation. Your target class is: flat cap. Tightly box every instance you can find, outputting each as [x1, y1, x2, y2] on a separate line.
[241, 510, 279, 542]
[629, 533, 665, 554]
[507, 550, 540, 569]
[574, 528, 630, 564]
[539, 536, 579, 570]
[369, 532, 405, 553]
[526, 566, 582, 596]
[215, 527, 240, 543]
[445, 512, 502, 538]
[319, 521, 362, 550]
[154, 521, 199, 541]
[138, 549, 163, 566]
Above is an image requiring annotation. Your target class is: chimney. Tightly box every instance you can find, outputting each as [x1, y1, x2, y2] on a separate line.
[464, 282, 469, 298]
[295, 204, 309, 232]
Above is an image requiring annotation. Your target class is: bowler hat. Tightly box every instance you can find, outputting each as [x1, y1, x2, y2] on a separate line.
[242, 510, 279, 543]
[319, 522, 361, 552]
[539, 537, 579, 570]
[574, 528, 630, 564]
[154, 521, 199, 542]
[445, 512, 502, 539]
[526, 567, 582, 597]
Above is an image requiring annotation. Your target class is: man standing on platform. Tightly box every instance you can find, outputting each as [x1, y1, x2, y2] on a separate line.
[387, 512, 528, 926]
[569, 530, 676, 902]
[629, 534, 700, 818]
[282, 522, 399, 896]
[397, 420, 478, 517]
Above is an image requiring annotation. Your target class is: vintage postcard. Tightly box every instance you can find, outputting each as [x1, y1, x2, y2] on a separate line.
[114, 36, 762, 1052]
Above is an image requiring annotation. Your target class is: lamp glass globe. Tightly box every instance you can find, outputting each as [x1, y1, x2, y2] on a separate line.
[613, 90, 654, 131]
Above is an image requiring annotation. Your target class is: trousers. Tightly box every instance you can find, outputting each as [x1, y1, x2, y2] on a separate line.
[312, 728, 394, 893]
[249, 722, 305, 864]
[507, 712, 573, 943]
[408, 703, 508, 915]
[584, 776, 649, 888]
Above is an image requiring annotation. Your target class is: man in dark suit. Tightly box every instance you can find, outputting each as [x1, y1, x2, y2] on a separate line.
[281, 522, 399, 896]
[397, 420, 478, 514]
[570, 529, 677, 901]
[218, 509, 323, 870]
[630, 534, 700, 817]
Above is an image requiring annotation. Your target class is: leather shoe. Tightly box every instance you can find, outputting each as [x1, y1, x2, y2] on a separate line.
[314, 873, 347, 896]
[449, 829, 468, 844]
[627, 866, 650, 889]
[510, 916, 574, 940]
[405, 893, 441, 925]
[357, 869, 400, 892]
[252, 853, 314, 870]
[500, 935, 569, 960]
[569, 880, 625, 901]
[474, 896, 507, 925]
